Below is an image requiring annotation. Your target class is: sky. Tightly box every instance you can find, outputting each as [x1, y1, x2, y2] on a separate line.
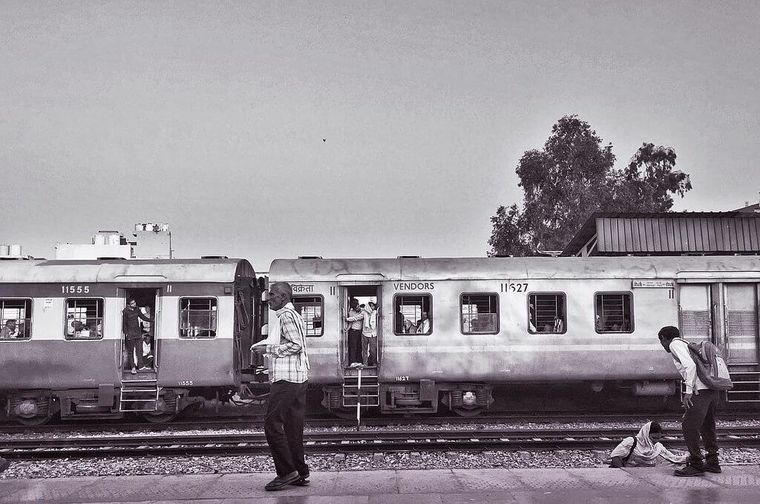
[1, 1, 758, 272]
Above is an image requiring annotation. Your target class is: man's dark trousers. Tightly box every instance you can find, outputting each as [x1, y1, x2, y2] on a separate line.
[125, 337, 143, 369]
[682, 388, 720, 467]
[264, 380, 308, 477]
[347, 328, 362, 364]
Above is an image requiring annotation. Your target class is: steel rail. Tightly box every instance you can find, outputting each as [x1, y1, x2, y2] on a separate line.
[2, 410, 758, 435]
[2, 427, 759, 460]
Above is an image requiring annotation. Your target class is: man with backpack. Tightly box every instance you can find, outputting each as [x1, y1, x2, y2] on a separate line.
[658, 326, 722, 476]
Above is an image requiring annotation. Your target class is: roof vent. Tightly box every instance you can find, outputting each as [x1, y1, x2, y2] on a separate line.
[397, 255, 421, 259]
[201, 255, 229, 259]
[297, 255, 323, 259]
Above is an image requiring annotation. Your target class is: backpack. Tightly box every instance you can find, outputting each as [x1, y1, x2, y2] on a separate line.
[672, 338, 733, 391]
[609, 436, 637, 468]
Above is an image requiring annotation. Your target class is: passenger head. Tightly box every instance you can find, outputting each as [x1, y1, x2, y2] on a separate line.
[128, 299, 137, 308]
[368, 301, 376, 310]
[4, 319, 15, 329]
[649, 421, 663, 441]
[350, 298, 359, 310]
[657, 326, 680, 353]
[269, 282, 293, 311]
[421, 311, 428, 321]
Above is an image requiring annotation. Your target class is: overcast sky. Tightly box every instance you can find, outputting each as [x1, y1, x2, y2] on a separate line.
[1, 1, 758, 272]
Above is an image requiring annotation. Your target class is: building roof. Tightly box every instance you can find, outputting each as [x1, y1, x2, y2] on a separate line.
[561, 212, 760, 257]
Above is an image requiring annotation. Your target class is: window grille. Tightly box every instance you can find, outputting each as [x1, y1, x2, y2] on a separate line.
[395, 294, 432, 335]
[461, 293, 499, 334]
[0, 298, 32, 340]
[595, 292, 633, 333]
[529, 293, 566, 333]
[293, 296, 323, 337]
[180, 298, 218, 338]
[66, 298, 104, 340]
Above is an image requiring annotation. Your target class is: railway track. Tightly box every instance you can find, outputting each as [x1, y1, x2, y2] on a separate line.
[2, 426, 759, 460]
[1, 410, 758, 435]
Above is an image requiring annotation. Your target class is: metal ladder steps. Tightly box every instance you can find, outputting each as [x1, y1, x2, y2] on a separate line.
[120, 379, 160, 412]
[342, 375, 380, 407]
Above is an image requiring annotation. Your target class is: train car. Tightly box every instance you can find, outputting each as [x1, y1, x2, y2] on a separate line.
[0, 257, 260, 424]
[268, 255, 760, 416]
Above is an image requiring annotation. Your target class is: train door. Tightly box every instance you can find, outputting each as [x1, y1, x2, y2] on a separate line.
[723, 283, 759, 366]
[122, 288, 160, 375]
[679, 282, 760, 403]
[678, 284, 713, 344]
[339, 285, 381, 370]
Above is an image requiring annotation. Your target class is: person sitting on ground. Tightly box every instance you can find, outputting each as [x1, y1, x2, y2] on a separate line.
[609, 421, 688, 468]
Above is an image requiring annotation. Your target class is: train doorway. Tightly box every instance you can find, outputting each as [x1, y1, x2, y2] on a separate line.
[122, 288, 160, 375]
[340, 285, 381, 370]
[678, 282, 760, 403]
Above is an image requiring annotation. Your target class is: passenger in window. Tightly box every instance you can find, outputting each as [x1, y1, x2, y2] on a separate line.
[122, 299, 154, 374]
[344, 298, 364, 367]
[417, 312, 430, 334]
[66, 314, 76, 336]
[622, 316, 631, 332]
[403, 319, 416, 334]
[553, 317, 564, 332]
[79, 324, 91, 338]
[395, 307, 405, 333]
[0, 319, 17, 339]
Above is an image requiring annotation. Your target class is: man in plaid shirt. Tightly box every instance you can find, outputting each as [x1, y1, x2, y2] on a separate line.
[252, 282, 310, 491]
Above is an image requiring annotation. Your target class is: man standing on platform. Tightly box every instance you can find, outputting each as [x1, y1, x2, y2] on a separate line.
[657, 325, 722, 477]
[252, 282, 310, 491]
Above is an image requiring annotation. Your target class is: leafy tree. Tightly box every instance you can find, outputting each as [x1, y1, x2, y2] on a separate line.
[488, 116, 692, 256]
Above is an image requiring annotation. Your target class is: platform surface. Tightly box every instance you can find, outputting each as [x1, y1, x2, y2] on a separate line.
[2, 465, 760, 503]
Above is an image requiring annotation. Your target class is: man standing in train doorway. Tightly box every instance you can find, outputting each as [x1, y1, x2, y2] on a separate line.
[252, 282, 310, 491]
[657, 326, 721, 477]
[122, 299, 153, 375]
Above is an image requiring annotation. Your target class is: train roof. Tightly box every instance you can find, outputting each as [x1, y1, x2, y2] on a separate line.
[269, 255, 760, 282]
[0, 258, 255, 283]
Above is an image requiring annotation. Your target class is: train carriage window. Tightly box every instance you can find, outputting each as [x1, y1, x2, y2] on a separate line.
[595, 292, 634, 333]
[461, 293, 499, 334]
[394, 294, 432, 335]
[65, 299, 104, 340]
[528, 293, 566, 334]
[292, 295, 323, 337]
[179, 297, 217, 338]
[0, 298, 32, 340]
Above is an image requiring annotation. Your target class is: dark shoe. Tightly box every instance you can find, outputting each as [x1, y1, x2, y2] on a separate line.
[704, 464, 722, 473]
[674, 465, 705, 477]
[265, 471, 299, 491]
[292, 471, 310, 486]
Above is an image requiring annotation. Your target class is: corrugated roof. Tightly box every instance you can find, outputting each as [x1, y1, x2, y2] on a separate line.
[562, 212, 760, 256]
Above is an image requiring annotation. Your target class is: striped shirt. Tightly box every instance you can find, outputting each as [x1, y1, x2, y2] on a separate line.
[266, 302, 309, 384]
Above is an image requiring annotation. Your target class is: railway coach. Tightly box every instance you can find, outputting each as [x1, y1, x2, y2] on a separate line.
[0, 257, 261, 424]
[268, 255, 760, 417]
